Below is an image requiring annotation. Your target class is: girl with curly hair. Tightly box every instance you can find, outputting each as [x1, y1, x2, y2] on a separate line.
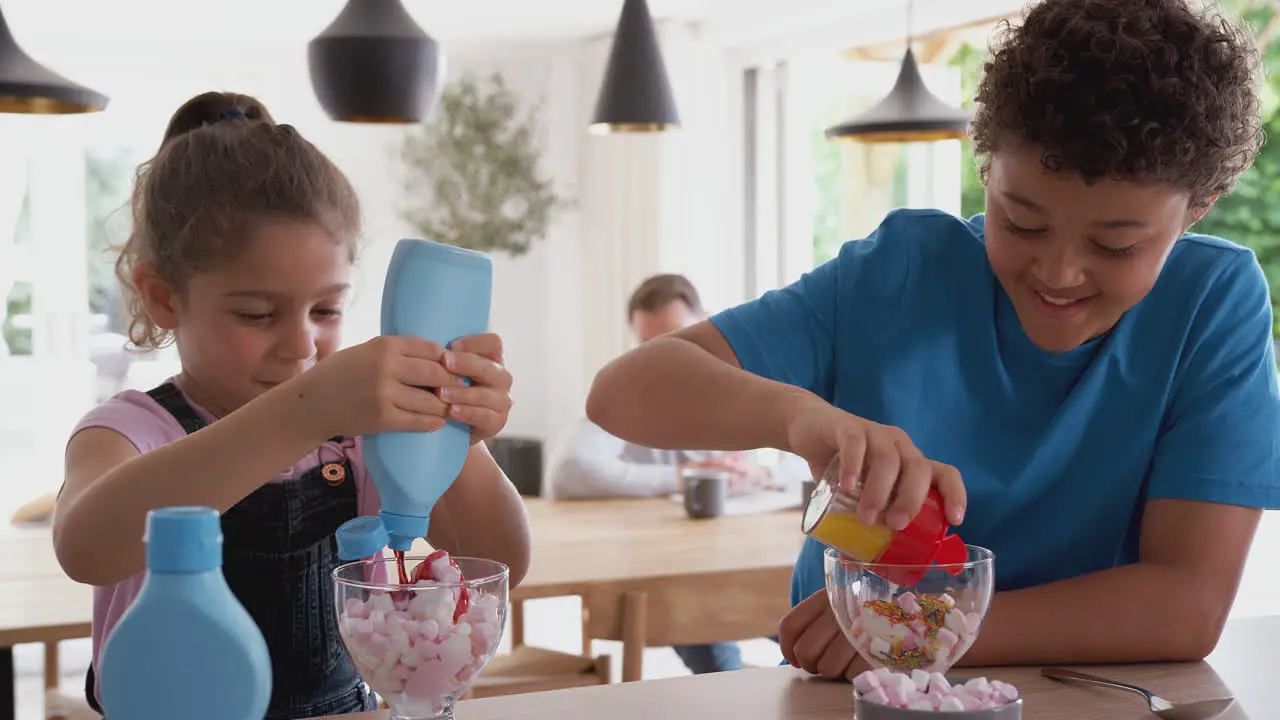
[588, 0, 1277, 676]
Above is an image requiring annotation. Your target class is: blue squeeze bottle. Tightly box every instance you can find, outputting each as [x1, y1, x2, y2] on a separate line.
[99, 507, 271, 720]
[363, 239, 493, 551]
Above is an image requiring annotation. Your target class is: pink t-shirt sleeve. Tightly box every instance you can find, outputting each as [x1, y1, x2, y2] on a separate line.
[70, 389, 189, 456]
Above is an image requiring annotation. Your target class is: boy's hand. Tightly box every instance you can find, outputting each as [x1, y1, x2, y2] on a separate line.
[783, 398, 966, 529]
[779, 588, 866, 681]
[437, 333, 513, 446]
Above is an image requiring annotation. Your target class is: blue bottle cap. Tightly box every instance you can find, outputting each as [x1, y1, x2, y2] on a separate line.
[336, 516, 390, 560]
[144, 507, 222, 574]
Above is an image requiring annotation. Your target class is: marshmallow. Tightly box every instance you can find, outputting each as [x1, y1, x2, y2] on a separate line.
[870, 636, 893, 659]
[910, 668, 930, 692]
[853, 669, 1019, 712]
[863, 687, 890, 706]
[338, 552, 504, 717]
[852, 672, 882, 695]
[992, 680, 1020, 703]
[883, 676, 910, 706]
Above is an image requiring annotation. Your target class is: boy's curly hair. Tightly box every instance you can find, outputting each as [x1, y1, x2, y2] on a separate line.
[971, 0, 1264, 207]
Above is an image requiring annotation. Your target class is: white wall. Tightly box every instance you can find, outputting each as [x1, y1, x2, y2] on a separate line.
[319, 22, 749, 467]
[574, 23, 742, 382]
[420, 24, 741, 456]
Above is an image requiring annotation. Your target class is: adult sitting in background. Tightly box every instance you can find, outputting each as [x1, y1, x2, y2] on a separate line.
[548, 273, 805, 675]
[550, 274, 806, 501]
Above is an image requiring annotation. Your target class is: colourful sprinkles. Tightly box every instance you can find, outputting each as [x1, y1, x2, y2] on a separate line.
[862, 599, 915, 625]
[915, 595, 951, 632]
[860, 592, 958, 671]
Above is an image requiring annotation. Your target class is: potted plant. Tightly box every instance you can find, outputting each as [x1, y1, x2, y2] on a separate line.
[398, 71, 570, 257]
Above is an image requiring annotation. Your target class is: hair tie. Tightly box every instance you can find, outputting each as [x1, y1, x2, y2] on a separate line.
[218, 108, 248, 122]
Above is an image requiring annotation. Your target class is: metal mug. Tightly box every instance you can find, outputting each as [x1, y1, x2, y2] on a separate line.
[682, 468, 728, 519]
[800, 478, 817, 514]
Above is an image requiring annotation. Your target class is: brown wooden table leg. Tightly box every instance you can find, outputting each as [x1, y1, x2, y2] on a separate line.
[581, 600, 593, 657]
[44, 641, 58, 692]
[620, 591, 647, 683]
[510, 600, 525, 648]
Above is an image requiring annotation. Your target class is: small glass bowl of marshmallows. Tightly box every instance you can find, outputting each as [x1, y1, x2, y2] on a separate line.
[826, 545, 1022, 716]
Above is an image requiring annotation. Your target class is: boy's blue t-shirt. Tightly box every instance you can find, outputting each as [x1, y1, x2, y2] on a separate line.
[710, 209, 1280, 605]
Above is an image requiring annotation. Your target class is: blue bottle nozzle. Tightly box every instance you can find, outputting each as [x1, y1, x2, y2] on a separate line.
[336, 516, 391, 561]
[379, 511, 429, 552]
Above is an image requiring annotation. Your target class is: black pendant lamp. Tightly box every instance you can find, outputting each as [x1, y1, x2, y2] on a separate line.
[308, 0, 444, 124]
[825, 3, 969, 143]
[589, 0, 679, 134]
[0, 5, 108, 114]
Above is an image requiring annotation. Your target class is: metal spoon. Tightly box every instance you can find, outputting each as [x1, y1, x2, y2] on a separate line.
[1042, 668, 1236, 720]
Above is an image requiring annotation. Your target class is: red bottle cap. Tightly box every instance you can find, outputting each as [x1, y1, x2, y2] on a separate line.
[875, 488, 969, 585]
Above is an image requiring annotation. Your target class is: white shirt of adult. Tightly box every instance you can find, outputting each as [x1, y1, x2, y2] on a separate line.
[547, 416, 811, 500]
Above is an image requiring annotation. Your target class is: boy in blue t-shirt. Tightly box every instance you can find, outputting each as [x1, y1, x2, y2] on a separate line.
[587, 0, 1280, 679]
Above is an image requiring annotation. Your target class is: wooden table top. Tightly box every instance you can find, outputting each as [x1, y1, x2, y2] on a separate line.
[0, 525, 93, 646]
[0, 525, 73, 582]
[319, 614, 1280, 720]
[3, 499, 804, 586]
[411, 498, 805, 598]
[0, 578, 91, 645]
[0, 498, 803, 646]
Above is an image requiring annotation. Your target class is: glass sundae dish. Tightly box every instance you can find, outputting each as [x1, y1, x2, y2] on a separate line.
[825, 545, 994, 674]
[333, 554, 508, 720]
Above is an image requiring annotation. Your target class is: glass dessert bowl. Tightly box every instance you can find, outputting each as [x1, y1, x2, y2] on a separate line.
[825, 545, 994, 674]
[333, 554, 508, 720]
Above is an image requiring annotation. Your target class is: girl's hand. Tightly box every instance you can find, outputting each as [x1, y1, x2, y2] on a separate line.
[783, 399, 966, 530]
[437, 333, 514, 446]
[290, 335, 462, 440]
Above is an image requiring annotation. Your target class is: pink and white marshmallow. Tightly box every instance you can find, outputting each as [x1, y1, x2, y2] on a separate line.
[848, 592, 983, 673]
[339, 580, 503, 716]
[854, 668, 1019, 712]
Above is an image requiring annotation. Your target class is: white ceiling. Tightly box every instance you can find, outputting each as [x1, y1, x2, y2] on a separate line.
[0, 0, 1021, 94]
[1, 0, 934, 48]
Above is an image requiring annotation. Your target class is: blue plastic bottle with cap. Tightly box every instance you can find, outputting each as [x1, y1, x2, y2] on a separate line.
[364, 239, 493, 551]
[98, 506, 270, 720]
